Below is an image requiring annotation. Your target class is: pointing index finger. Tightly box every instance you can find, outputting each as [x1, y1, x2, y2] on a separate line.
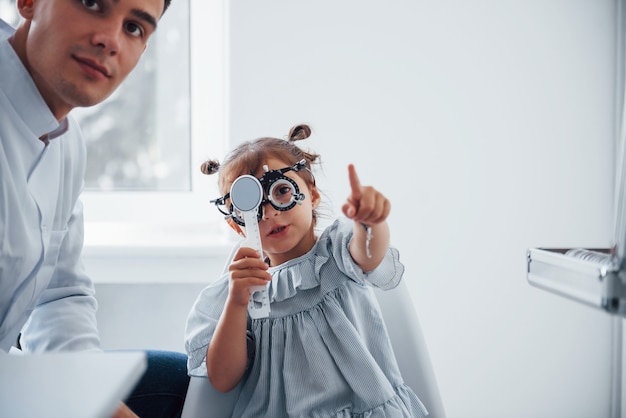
[347, 164, 362, 200]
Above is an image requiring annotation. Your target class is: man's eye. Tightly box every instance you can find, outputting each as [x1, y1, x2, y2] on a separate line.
[80, 0, 101, 12]
[125, 22, 144, 38]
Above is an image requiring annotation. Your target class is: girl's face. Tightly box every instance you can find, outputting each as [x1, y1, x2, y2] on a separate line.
[248, 157, 320, 267]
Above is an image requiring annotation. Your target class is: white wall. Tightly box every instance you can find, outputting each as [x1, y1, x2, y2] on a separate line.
[89, 1, 620, 417]
[227, 1, 617, 417]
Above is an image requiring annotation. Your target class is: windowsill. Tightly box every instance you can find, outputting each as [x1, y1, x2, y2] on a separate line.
[83, 221, 236, 257]
[83, 222, 237, 284]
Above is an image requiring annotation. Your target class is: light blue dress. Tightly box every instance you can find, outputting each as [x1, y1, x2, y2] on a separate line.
[185, 218, 428, 417]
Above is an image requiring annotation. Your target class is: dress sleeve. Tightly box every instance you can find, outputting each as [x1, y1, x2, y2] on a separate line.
[327, 217, 405, 291]
[362, 247, 405, 290]
[186, 242, 257, 377]
[184, 276, 229, 376]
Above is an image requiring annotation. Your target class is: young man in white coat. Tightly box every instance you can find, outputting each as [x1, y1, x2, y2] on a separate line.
[0, 0, 189, 416]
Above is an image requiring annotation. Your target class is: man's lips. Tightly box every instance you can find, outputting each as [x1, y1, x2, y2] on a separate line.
[74, 55, 111, 78]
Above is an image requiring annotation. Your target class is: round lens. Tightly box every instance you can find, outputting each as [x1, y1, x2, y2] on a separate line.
[230, 175, 263, 212]
[268, 179, 297, 208]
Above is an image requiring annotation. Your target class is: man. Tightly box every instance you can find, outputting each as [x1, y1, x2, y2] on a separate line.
[0, 0, 188, 417]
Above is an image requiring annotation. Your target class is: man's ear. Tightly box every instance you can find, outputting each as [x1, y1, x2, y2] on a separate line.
[227, 218, 245, 236]
[17, 0, 35, 19]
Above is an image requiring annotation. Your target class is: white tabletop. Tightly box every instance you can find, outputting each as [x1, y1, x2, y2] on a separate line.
[0, 351, 146, 418]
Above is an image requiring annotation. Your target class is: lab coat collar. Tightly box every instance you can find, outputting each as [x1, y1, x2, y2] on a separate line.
[0, 21, 65, 142]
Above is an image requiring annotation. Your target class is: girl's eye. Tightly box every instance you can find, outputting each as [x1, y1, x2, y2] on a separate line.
[80, 0, 101, 12]
[271, 185, 292, 201]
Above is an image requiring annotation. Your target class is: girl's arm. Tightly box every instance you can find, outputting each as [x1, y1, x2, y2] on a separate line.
[206, 247, 270, 392]
[342, 164, 392, 273]
[351, 220, 390, 272]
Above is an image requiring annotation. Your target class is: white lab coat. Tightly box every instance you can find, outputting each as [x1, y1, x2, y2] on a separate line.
[0, 20, 100, 352]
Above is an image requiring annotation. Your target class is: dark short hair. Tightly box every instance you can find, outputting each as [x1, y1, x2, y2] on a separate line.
[163, 0, 172, 14]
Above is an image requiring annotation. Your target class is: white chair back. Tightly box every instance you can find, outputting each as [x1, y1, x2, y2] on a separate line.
[372, 281, 447, 417]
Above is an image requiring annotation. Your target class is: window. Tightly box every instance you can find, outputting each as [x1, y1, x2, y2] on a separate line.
[74, 0, 192, 192]
[1, 0, 232, 250]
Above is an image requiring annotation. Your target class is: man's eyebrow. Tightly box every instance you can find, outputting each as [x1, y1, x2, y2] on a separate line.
[109, 0, 158, 30]
[132, 9, 158, 30]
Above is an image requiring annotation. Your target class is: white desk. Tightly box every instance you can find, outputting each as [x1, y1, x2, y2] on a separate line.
[0, 351, 146, 418]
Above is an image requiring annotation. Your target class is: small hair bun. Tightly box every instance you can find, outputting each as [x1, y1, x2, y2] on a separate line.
[287, 124, 311, 142]
[200, 159, 220, 175]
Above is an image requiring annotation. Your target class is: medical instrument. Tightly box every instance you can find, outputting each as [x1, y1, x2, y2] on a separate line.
[211, 160, 308, 227]
[229, 174, 271, 319]
[526, 109, 626, 316]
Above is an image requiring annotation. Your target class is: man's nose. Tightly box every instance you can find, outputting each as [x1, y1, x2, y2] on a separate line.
[90, 21, 122, 55]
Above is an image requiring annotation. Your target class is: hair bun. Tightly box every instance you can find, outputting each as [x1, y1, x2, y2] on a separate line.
[287, 124, 311, 142]
[200, 159, 220, 175]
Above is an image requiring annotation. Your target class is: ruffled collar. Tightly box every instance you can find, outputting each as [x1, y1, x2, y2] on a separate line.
[265, 226, 335, 303]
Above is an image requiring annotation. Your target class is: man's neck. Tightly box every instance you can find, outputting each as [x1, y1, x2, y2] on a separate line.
[8, 23, 71, 122]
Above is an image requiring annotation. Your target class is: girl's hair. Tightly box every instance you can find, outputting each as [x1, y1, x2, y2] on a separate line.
[201, 124, 322, 222]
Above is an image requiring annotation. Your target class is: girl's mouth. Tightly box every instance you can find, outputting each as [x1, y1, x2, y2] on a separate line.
[269, 225, 287, 236]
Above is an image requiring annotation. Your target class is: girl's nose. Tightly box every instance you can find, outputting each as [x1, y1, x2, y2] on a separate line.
[261, 202, 279, 220]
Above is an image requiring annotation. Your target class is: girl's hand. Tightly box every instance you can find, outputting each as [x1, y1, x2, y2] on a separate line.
[227, 246, 271, 308]
[341, 164, 390, 225]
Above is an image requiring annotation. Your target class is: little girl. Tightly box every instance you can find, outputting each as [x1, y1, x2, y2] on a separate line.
[184, 124, 428, 417]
